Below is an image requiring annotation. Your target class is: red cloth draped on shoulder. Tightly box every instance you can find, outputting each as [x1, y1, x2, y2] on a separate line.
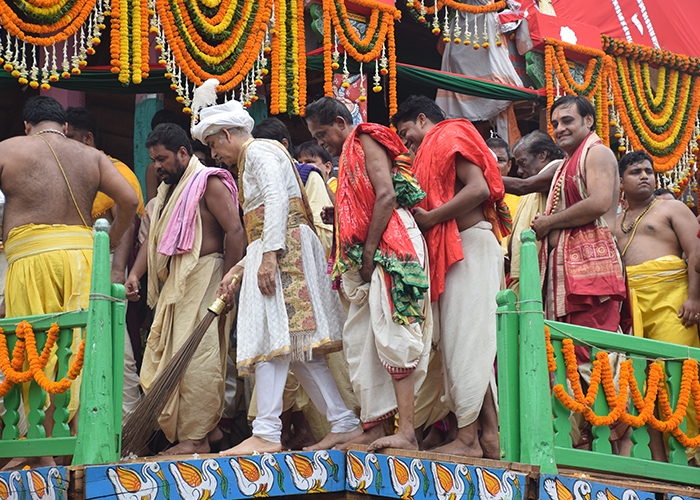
[333, 123, 428, 325]
[413, 119, 511, 302]
[544, 132, 626, 319]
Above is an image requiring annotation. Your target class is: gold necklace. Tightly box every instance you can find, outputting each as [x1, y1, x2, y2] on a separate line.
[620, 196, 656, 234]
[35, 128, 66, 138]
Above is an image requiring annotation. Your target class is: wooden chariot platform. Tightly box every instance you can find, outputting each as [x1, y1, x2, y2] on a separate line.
[3, 447, 700, 500]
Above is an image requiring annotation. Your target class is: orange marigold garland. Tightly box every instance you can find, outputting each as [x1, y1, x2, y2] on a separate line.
[0, 0, 107, 87]
[322, 0, 400, 120]
[0, 322, 84, 397]
[155, 0, 273, 111]
[296, 0, 306, 115]
[546, 330, 700, 446]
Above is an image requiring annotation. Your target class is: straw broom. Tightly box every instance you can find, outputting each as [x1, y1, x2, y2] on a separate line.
[120, 286, 234, 456]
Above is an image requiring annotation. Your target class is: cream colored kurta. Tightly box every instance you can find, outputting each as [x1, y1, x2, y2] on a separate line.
[140, 156, 228, 443]
[235, 140, 346, 375]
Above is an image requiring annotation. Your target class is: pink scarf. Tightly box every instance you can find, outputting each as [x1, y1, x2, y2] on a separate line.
[158, 167, 238, 255]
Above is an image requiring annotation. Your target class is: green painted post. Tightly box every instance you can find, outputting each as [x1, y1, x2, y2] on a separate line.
[518, 229, 557, 473]
[665, 360, 688, 465]
[590, 348, 612, 454]
[496, 289, 521, 462]
[133, 94, 163, 198]
[72, 219, 117, 465]
[629, 357, 652, 459]
[111, 283, 126, 457]
[550, 336, 573, 449]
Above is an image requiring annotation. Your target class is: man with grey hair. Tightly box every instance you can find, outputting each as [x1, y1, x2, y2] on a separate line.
[192, 93, 360, 456]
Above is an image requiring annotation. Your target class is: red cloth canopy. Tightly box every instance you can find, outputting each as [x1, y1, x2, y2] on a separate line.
[517, 0, 700, 59]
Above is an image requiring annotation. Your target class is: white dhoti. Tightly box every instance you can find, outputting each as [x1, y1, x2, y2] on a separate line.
[342, 208, 432, 428]
[440, 221, 502, 428]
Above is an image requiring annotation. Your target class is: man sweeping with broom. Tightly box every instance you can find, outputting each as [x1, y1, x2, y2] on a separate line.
[124, 122, 246, 455]
[191, 80, 361, 456]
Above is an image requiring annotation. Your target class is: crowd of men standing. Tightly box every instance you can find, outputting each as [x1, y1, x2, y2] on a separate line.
[1, 89, 699, 469]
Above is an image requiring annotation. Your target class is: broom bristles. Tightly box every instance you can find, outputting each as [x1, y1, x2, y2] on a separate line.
[121, 310, 218, 456]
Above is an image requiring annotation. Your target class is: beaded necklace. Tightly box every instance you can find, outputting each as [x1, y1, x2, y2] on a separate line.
[35, 128, 67, 138]
[620, 196, 657, 234]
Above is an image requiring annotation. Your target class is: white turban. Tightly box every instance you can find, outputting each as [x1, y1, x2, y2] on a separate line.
[191, 100, 255, 143]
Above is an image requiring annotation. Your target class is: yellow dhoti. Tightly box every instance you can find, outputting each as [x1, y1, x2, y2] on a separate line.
[628, 255, 700, 460]
[5, 223, 93, 420]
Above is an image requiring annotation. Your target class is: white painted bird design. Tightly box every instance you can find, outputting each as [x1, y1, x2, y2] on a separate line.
[543, 478, 591, 500]
[107, 462, 170, 500]
[229, 454, 284, 497]
[284, 451, 338, 493]
[475, 468, 520, 500]
[169, 459, 227, 500]
[0, 471, 23, 500]
[388, 457, 428, 500]
[26, 468, 63, 500]
[596, 488, 641, 500]
[431, 462, 471, 500]
[346, 452, 381, 495]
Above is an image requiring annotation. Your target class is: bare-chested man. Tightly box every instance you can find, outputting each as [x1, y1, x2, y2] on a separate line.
[66, 106, 145, 420]
[124, 123, 246, 455]
[0, 96, 138, 469]
[305, 97, 432, 452]
[392, 95, 508, 458]
[614, 150, 700, 462]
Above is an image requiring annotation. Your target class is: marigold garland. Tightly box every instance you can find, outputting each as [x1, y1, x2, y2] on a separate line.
[405, 0, 504, 18]
[155, 0, 272, 102]
[545, 335, 700, 446]
[296, 0, 306, 115]
[602, 35, 700, 76]
[0, 322, 84, 397]
[322, 0, 400, 120]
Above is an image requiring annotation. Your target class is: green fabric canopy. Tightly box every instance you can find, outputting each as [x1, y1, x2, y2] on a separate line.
[306, 55, 543, 103]
[0, 68, 172, 93]
[0, 57, 543, 103]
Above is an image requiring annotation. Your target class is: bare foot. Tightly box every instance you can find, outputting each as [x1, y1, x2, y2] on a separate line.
[368, 430, 419, 452]
[304, 427, 363, 451]
[208, 427, 224, 444]
[330, 424, 386, 452]
[2, 456, 56, 471]
[479, 434, 500, 460]
[286, 428, 317, 451]
[421, 425, 447, 451]
[220, 436, 282, 457]
[431, 432, 483, 458]
[159, 437, 210, 456]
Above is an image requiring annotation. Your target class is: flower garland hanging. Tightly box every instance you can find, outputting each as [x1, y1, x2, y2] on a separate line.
[602, 35, 700, 76]
[268, 0, 305, 115]
[404, 0, 504, 49]
[322, 0, 400, 117]
[154, 0, 274, 111]
[610, 55, 700, 172]
[545, 334, 700, 447]
[0, 322, 85, 397]
[0, 0, 106, 88]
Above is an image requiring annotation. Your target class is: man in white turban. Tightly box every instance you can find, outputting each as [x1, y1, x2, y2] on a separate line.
[193, 94, 361, 456]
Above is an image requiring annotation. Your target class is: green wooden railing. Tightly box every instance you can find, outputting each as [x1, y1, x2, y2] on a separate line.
[496, 229, 700, 485]
[0, 219, 125, 465]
